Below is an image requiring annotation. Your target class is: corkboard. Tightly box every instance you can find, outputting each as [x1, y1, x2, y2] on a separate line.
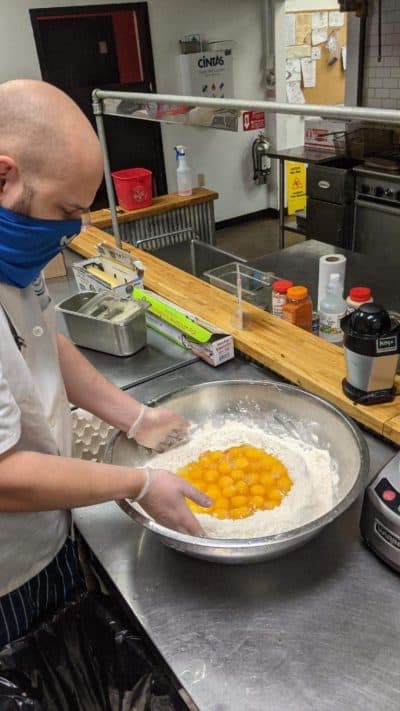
[287, 11, 347, 106]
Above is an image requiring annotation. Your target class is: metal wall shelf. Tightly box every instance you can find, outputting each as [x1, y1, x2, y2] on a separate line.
[92, 89, 400, 247]
[101, 98, 253, 132]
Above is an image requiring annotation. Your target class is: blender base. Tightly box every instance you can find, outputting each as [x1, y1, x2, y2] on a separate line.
[342, 379, 396, 405]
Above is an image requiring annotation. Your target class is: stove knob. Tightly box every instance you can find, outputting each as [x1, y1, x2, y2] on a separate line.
[361, 183, 370, 194]
[374, 186, 385, 198]
[385, 188, 394, 198]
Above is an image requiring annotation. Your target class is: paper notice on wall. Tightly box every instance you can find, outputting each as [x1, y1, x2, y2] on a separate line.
[295, 14, 312, 45]
[312, 12, 328, 30]
[286, 44, 312, 60]
[311, 47, 321, 60]
[329, 11, 345, 27]
[301, 58, 316, 88]
[286, 81, 305, 105]
[342, 46, 347, 70]
[286, 59, 301, 82]
[312, 28, 328, 46]
[286, 14, 296, 46]
[286, 162, 307, 216]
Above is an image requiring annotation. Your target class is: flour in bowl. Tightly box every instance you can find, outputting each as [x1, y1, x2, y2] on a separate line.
[144, 421, 338, 539]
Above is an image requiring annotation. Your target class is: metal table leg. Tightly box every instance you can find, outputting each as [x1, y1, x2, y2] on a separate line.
[278, 157, 285, 250]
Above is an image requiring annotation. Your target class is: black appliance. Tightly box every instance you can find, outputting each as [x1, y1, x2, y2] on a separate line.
[341, 303, 400, 405]
[306, 159, 357, 248]
[360, 451, 400, 574]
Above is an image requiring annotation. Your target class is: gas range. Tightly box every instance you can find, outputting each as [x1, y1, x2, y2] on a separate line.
[354, 165, 400, 205]
[353, 166, 400, 260]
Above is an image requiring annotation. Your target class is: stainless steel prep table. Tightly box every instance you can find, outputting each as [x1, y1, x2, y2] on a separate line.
[47, 251, 198, 391]
[264, 146, 344, 249]
[74, 358, 399, 711]
[250, 238, 400, 315]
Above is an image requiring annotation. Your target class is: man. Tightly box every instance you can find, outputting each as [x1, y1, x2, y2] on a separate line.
[0, 80, 210, 648]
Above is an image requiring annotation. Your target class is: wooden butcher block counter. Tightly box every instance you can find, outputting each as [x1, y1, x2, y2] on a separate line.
[70, 225, 400, 446]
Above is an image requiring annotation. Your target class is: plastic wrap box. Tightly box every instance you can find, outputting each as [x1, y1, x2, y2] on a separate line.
[133, 287, 234, 367]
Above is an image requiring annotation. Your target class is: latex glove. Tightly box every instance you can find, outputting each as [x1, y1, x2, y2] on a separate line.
[127, 404, 189, 452]
[135, 467, 211, 537]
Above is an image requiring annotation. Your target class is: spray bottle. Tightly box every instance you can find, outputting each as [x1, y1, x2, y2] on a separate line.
[174, 145, 192, 197]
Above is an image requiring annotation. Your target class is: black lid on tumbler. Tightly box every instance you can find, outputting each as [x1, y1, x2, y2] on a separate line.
[341, 304, 400, 357]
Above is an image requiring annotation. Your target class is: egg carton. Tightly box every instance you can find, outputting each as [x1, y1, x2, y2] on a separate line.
[71, 409, 115, 462]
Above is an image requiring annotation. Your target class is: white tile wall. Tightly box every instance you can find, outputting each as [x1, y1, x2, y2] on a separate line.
[363, 0, 400, 108]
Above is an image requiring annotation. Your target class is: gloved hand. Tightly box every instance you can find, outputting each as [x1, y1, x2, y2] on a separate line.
[135, 467, 211, 537]
[127, 404, 189, 452]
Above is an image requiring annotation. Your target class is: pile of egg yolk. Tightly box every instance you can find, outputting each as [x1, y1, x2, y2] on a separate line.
[177, 444, 293, 520]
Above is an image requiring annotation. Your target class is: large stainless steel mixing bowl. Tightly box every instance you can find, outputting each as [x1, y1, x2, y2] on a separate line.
[104, 381, 369, 563]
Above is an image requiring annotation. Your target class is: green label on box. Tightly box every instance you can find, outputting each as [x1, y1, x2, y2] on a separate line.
[133, 287, 211, 343]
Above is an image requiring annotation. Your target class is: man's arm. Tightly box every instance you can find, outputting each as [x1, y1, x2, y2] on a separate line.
[0, 448, 209, 536]
[0, 448, 146, 510]
[56, 334, 189, 451]
[56, 333, 140, 432]
[51, 335, 209, 534]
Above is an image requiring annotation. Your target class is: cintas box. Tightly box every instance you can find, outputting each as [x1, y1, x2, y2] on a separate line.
[133, 286, 234, 367]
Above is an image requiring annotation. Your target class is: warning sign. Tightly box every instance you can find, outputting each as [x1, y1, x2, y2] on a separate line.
[286, 162, 307, 215]
[242, 111, 265, 131]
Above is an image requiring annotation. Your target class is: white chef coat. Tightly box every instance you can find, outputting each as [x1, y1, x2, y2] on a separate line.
[0, 275, 72, 595]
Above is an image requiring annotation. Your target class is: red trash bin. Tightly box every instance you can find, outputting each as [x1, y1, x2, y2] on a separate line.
[111, 167, 153, 210]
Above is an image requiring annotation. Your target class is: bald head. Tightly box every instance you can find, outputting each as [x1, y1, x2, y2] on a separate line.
[0, 80, 103, 219]
[0, 79, 101, 179]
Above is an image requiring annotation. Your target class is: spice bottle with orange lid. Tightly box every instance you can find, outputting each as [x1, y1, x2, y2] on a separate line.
[282, 286, 312, 332]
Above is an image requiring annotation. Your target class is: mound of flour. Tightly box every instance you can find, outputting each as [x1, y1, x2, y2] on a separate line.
[144, 421, 338, 539]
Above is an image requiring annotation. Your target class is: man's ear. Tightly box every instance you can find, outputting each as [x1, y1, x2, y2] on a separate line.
[0, 156, 18, 196]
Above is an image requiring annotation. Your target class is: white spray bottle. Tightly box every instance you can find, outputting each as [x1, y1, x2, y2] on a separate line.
[174, 145, 192, 196]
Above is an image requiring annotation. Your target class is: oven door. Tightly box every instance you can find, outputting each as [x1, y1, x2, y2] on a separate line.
[353, 197, 400, 263]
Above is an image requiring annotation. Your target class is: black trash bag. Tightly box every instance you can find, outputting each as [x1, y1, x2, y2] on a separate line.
[0, 592, 184, 711]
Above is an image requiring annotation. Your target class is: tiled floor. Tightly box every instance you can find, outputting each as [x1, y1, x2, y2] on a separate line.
[216, 216, 305, 260]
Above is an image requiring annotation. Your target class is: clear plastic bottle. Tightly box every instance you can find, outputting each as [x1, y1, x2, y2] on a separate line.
[319, 273, 347, 344]
[174, 145, 192, 196]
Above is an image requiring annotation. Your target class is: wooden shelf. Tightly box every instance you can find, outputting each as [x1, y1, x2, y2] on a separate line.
[69, 225, 400, 446]
[90, 188, 219, 229]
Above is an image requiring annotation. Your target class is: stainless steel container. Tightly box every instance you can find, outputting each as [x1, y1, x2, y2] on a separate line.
[56, 291, 147, 356]
[104, 380, 369, 564]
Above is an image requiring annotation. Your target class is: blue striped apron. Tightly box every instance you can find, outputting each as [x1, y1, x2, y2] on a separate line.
[0, 536, 85, 648]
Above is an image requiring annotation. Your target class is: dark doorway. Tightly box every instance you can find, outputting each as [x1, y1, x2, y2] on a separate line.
[30, 3, 167, 209]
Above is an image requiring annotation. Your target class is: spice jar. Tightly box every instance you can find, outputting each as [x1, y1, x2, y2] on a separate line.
[346, 287, 373, 314]
[282, 286, 312, 332]
[272, 280, 293, 318]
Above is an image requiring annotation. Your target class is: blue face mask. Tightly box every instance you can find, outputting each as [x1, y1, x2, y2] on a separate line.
[0, 206, 82, 288]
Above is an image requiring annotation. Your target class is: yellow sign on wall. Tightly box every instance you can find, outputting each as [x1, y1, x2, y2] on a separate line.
[286, 161, 307, 215]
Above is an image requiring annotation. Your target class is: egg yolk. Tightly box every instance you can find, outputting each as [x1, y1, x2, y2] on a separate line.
[177, 444, 293, 520]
